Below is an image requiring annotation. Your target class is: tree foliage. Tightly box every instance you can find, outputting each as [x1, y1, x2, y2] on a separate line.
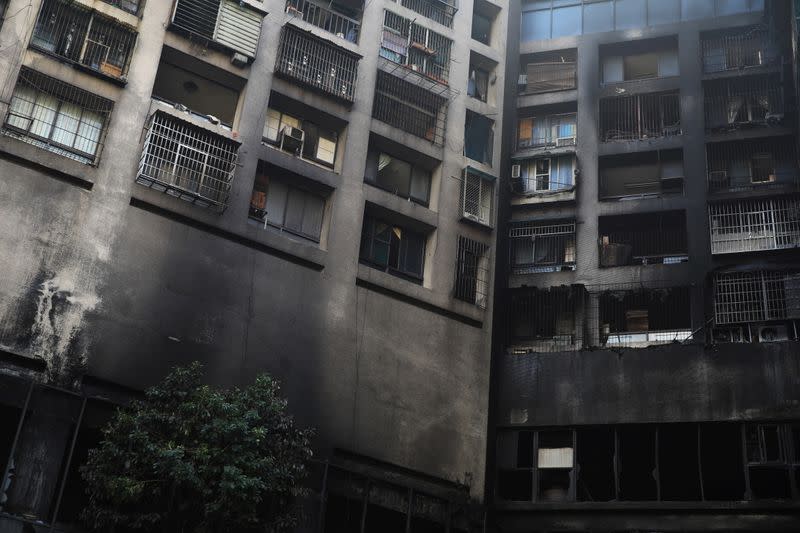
[80, 363, 313, 533]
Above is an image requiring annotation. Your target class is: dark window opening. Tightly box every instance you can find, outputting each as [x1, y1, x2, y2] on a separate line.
[700, 424, 746, 500]
[518, 431, 534, 468]
[702, 26, 779, 73]
[509, 221, 576, 274]
[617, 425, 657, 501]
[372, 71, 447, 146]
[599, 149, 685, 200]
[706, 137, 799, 193]
[704, 75, 784, 132]
[497, 469, 533, 501]
[576, 427, 616, 502]
[598, 210, 688, 266]
[464, 111, 493, 165]
[454, 236, 490, 309]
[536, 431, 573, 502]
[598, 287, 692, 346]
[364, 150, 431, 205]
[509, 286, 576, 350]
[659, 424, 702, 501]
[601, 38, 679, 84]
[749, 466, 792, 499]
[600, 91, 681, 142]
[471, 0, 496, 45]
[468, 65, 490, 103]
[360, 214, 426, 282]
[365, 483, 408, 533]
[520, 49, 577, 94]
[324, 468, 367, 533]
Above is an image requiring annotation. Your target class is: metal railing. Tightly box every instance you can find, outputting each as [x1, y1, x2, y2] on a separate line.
[523, 61, 576, 94]
[394, 0, 456, 28]
[285, 0, 360, 43]
[709, 198, 800, 255]
[453, 236, 490, 309]
[136, 111, 239, 211]
[714, 270, 800, 325]
[508, 286, 578, 351]
[599, 212, 688, 266]
[372, 70, 447, 145]
[701, 26, 779, 74]
[275, 25, 359, 101]
[704, 76, 784, 132]
[600, 92, 681, 142]
[30, 0, 136, 81]
[460, 169, 493, 226]
[510, 221, 576, 274]
[381, 10, 452, 85]
[706, 137, 799, 193]
[517, 113, 576, 150]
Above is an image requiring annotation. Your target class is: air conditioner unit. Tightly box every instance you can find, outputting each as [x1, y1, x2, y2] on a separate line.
[756, 324, 789, 342]
[556, 136, 576, 147]
[280, 126, 304, 154]
[713, 326, 744, 343]
[511, 164, 521, 179]
[282, 126, 304, 142]
[231, 52, 248, 67]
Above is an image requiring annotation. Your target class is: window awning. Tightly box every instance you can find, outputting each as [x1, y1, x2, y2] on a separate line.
[466, 165, 497, 181]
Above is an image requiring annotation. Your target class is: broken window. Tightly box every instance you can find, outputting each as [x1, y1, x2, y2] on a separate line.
[659, 424, 702, 501]
[617, 425, 657, 501]
[537, 430, 574, 502]
[364, 150, 431, 205]
[598, 211, 688, 266]
[520, 50, 577, 94]
[285, 0, 362, 43]
[31, 0, 137, 80]
[152, 47, 244, 128]
[599, 149, 684, 199]
[509, 286, 577, 351]
[396, 0, 457, 28]
[263, 106, 340, 168]
[3, 67, 113, 164]
[171, 0, 264, 60]
[517, 113, 576, 149]
[381, 10, 452, 84]
[600, 91, 681, 141]
[136, 111, 240, 211]
[454, 236, 490, 308]
[372, 71, 448, 146]
[509, 220, 576, 274]
[702, 26, 778, 73]
[248, 169, 326, 242]
[597, 286, 692, 347]
[576, 427, 616, 502]
[699, 423, 746, 500]
[460, 168, 494, 226]
[464, 111, 493, 165]
[706, 137, 798, 192]
[746, 424, 793, 499]
[360, 214, 426, 282]
[704, 75, 783, 132]
[275, 25, 360, 102]
[709, 198, 800, 255]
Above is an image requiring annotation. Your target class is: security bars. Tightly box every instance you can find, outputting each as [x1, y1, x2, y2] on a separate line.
[171, 0, 263, 59]
[137, 111, 239, 211]
[454, 236, 490, 309]
[704, 75, 784, 132]
[285, 0, 361, 43]
[31, 0, 136, 81]
[461, 169, 493, 226]
[392, 0, 457, 28]
[509, 221, 576, 274]
[598, 212, 689, 266]
[596, 286, 692, 347]
[275, 25, 359, 102]
[508, 286, 577, 351]
[706, 137, 799, 192]
[600, 91, 681, 142]
[372, 70, 447, 145]
[3, 67, 113, 164]
[101, 0, 139, 15]
[709, 198, 800, 255]
[381, 10, 452, 84]
[714, 271, 800, 325]
[701, 26, 778, 74]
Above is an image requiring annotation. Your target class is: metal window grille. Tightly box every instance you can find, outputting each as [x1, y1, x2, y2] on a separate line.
[704, 75, 784, 132]
[714, 271, 800, 325]
[3, 67, 113, 164]
[100, 0, 139, 15]
[598, 212, 688, 266]
[393, 0, 456, 28]
[706, 137, 799, 193]
[380, 10, 452, 84]
[460, 170, 493, 226]
[136, 111, 239, 211]
[517, 113, 576, 149]
[524, 61, 576, 94]
[372, 70, 447, 145]
[172, 0, 263, 58]
[454, 236, 490, 308]
[172, 0, 219, 40]
[31, 0, 136, 80]
[275, 25, 359, 102]
[285, 0, 361, 43]
[701, 26, 778, 73]
[599, 150, 684, 199]
[709, 198, 800, 255]
[508, 286, 577, 351]
[509, 221, 576, 274]
[600, 91, 681, 142]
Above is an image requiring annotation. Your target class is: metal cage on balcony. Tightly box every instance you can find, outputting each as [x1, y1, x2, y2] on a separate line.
[709, 198, 800, 255]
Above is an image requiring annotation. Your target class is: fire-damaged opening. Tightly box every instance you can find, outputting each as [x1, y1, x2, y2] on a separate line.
[496, 431, 534, 501]
[598, 287, 692, 347]
[659, 424, 702, 501]
[576, 427, 615, 502]
[599, 149, 684, 199]
[519, 49, 577, 94]
[746, 424, 793, 500]
[704, 74, 784, 133]
[706, 136, 799, 193]
[509, 286, 577, 352]
[600, 91, 681, 142]
[598, 211, 688, 267]
[700, 424, 746, 501]
[617, 425, 657, 501]
[497, 470, 533, 501]
[324, 468, 367, 532]
[365, 482, 408, 533]
[536, 431, 573, 502]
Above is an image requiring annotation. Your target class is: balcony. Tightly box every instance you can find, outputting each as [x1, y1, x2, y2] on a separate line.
[274, 25, 359, 102]
[701, 26, 780, 75]
[460, 167, 494, 227]
[509, 221, 576, 274]
[599, 149, 684, 200]
[599, 211, 688, 267]
[284, 0, 361, 43]
[136, 111, 240, 211]
[706, 137, 799, 194]
[709, 198, 800, 255]
[508, 286, 579, 353]
[704, 75, 784, 133]
[600, 91, 680, 142]
[516, 113, 576, 155]
[519, 50, 577, 95]
[380, 10, 452, 85]
[511, 155, 576, 200]
[713, 270, 800, 332]
[393, 0, 457, 28]
[30, 0, 136, 82]
[372, 70, 448, 146]
[171, 0, 264, 60]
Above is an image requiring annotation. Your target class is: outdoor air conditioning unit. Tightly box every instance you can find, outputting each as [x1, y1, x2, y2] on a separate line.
[280, 126, 304, 154]
[756, 324, 789, 342]
[713, 326, 744, 343]
[511, 164, 521, 179]
[556, 136, 576, 147]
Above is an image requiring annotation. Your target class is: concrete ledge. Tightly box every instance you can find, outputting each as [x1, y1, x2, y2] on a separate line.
[75, 0, 139, 26]
[0, 134, 97, 190]
[598, 135, 684, 156]
[518, 90, 578, 109]
[597, 195, 688, 216]
[258, 144, 342, 191]
[508, 270, 576, 289]
[599, 76, 680, 98]
[369, 121, 445, 162]
[363, 184, 439, 227]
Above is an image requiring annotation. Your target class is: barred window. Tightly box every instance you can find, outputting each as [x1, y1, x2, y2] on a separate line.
[381, 10, 452, 84]
[171, 0, 264, 59]
[136, 112, 239, 211]
[3, 68, 113, 164]
[31, 0, 137, 81]
[392, 0, 456, 28]
[372, 70, 447, 145]
[460, 169, 494, 227]
[709, 198, 800, 255]
[510, 221, 576, 274]
[714, 271, 800, 325]
[454, 236, 490, 308]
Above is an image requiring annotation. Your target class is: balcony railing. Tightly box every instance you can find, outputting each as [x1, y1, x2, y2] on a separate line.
[704, 76, 784, 132]
[136, 111, 239, 211]
[275, 25, 358, 101]
[517, 113, 576, 151]
[510, 221, 576, 274]
[393, 0, 456, 28]
[285, 0, 360, 43]
[709, 198, 800, 255]
[372, 70, 447, 145]
[714, 270, 800, 326]
[706, 137, 799, 193]
[381, 10, 452, 85]
[599, 212, 688, 266]
[600, 92, 681, 142]
[702, 27, 779, 74]
[597, 286, 692, 348]
[30, 0, 136, 81]
[522, 61, 576, 94]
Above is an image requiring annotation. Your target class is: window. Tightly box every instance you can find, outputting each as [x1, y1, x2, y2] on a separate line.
[518, 113, 576, 148]
[709, 198, 800, 255]
[468, 67, 490, 103]
[471, 12, 492, 45]
[31, 0, 136, 80]
[284, 0, 362, 43]
[100, 0, 139, 14]
[522, 50, 577, 94]
[365, 151, 431, 205]
[706, 137, 798, 192]
[714, 270, 799, 326]
[3, 68, 112, 164]
[275, 25, 359, 102]
[510, 221, 576, 274]
[373, 71, 448, 145]
[599, 149, 684, 199]
[704, 75, 783, 132]
[614, 0, 646, 30]
[600, 91, 681, 142]
[263, 108, 339, 167]
[583, 1, 613, 33]
[360, 215, 426, 281]
[381, 10, 452, 84]
[464, 111, 493, 165]
[598, 211, 689, 266]
[137, 111, 239, 210]
[551, 5, 581, 37]
[598, 286, 692, 346]
[396, 0, 457, 28]
[454, 236, 490, 308]
[248, 172, 325, 242]
[461, 169, 494, 226]
[171, 0, 264, 59]
[520, 156, 574, 192]
[521, 8, 550, 41]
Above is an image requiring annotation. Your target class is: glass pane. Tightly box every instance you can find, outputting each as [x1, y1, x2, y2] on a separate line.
[263, 108, 281, 141]
[284, 187, 306, 233]
[583, 1, 613, 34]
[316, 136, 336, 165]
[615, 0, 646, 30]
[377, 154, 412, 197]
[74, 111, 103, 156]
[551, 5, 581, 37]
[409, 167, 431, 203]
[554, 156, 573, 188]
[682, 0, 714, 19]
[372, 223, 391, 266]
[30, 93, 58, 139]
[647, 0, 680, 24]
[7, 86, 36, 130]
[52, 102, 81, 147]
[401, 232, 425, 277]
[265, 179, 288, 226]
[301, 193, 324, 239]
[717, 0, 748, 15]
[521, 10, 550, 41]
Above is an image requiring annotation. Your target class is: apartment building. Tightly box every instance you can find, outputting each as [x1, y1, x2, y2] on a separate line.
[0, 0, 507, 530]
[489, 0, 800, 531]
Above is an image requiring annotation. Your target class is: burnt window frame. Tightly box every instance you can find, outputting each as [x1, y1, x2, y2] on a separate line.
[364, 150, 432, 206]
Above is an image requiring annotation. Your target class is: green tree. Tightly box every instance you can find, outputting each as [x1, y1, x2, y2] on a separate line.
[80, 363, 313, 533]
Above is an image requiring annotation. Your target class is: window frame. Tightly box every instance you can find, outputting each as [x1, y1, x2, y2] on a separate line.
[461, 169, 494, 227]
[365, 151, 432, 207]
[262, 107, 339, 169]
[359, 215, 427, 282]
[248, 174, 326, 243]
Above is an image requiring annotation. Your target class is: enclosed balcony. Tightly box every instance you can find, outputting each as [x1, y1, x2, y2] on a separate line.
[509, 221, 576, 274]
[600, 91, 681, 142]
[380, 10, 452, 85]
[517, 112, 576, 153]
[599, 211, 688, 267]
[171, 0, 265, 61]
[508, 286, 581, 353]
[519, 49, 577, 95]
[393, 0, 457, 28]
[372, 70, 448, 145]
[706, 137, 799, 193]
[599, 149, 684, 200]
[701, 26, 780, 74]
[285, 0, 362, 43]
[704, 75, 784, 133]
[709, 198, 800, 255]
